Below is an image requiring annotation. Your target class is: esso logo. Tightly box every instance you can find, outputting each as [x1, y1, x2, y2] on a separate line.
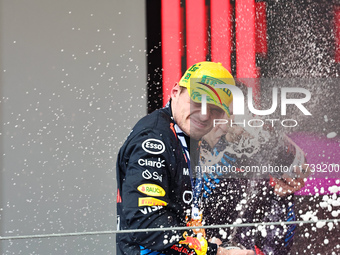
[142, 139, 165, 155]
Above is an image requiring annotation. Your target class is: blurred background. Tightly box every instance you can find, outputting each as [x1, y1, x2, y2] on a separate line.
[0, 0, 339, 254]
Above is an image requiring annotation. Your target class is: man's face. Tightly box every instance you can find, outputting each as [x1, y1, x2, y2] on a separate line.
[203, 101, 250, 146]
[171, 84, 225, 140]
[203, 111, 230, 147]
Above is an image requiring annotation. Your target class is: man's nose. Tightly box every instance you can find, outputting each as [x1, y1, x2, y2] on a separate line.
[198, 108, 212, 121]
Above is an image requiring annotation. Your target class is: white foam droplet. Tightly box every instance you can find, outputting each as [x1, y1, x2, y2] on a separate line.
[316, 221, 326, 228]
[326, 132, 337, 139]
[328, 185, 340, 194]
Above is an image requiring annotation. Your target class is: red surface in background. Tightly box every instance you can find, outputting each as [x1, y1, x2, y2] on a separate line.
[211, 0, 232, 72]
[235, 0, 256, 79]
[335, 7, 340, 63]
[255, 2, 267, 55]
[161, 0, 182, 105]
[186, 0, 208, 68]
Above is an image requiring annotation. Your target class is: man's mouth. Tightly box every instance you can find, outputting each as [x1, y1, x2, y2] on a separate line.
[191, 118, 208, 129]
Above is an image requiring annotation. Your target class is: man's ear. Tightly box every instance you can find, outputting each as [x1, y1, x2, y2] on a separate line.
[170, 83, 180, 99]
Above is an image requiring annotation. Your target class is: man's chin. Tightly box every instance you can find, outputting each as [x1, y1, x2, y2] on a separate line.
[190, 127, 212, 140]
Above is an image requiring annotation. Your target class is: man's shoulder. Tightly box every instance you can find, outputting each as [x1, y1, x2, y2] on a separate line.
[132, 107, 173, 136]
[120, 107, 176, 151]
[118, 107, 178, 160]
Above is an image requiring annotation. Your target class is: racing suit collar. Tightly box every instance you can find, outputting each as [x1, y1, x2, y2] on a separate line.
[165, 100, 200, 152]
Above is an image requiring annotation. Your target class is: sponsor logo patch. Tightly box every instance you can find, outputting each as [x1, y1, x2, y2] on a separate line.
[142, 139, 165, 154]
[142, 169, 163, 182]
[170, 244, 193, 255]
[137, 184, 166, 197]
[183, 190, 193, 204]
[138, 197, 167, 207]
[138, 158, 165, 169]
[183, 167, 190, 175]
[139, 205, 163, 215]
[179, 231, 208, 254]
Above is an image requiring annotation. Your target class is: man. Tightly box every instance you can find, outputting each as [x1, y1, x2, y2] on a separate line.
[116, 61, 254, 255]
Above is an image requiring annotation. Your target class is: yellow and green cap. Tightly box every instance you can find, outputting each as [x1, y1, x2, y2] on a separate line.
[179, 61, 235, 116]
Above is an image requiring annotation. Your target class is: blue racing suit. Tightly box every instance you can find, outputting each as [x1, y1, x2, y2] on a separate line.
[116, 103, 218, 255]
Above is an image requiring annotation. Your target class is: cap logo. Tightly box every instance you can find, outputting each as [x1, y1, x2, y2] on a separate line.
[183, 73, 191, 83]
[201, 75, 226, 87]
[182, 64, 200, 83]
[195, 82, 223, 107]
[188, 64, 200, 72]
